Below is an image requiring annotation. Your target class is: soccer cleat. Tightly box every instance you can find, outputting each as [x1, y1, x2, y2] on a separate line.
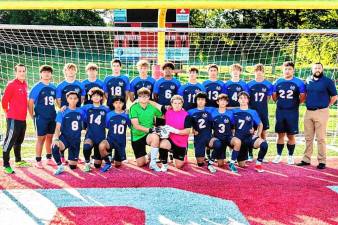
[263, 158, 269, 163]
[247, 155, 254, 162]
[255, 164, 264, 173]
[149, 161, 161, 172]
[161, 164, 169, 172]
[54, 165, 64, 175]
[287, 155, 295, 165]
[100, 163, 112, 173]
[229, 162, 238, 173]
[15, 160, 32, 167]
[272, 155, 282, 164]
[4, 166, 15, 174]
[297, 161, 310, 166]
[84, 163, 91, 172]
[317, 163, 326, 169]
[61, 157, 68, 165]
[35, 161, 43, 169]
[207, 164, 217, 173]
[47, 158, 57, 166]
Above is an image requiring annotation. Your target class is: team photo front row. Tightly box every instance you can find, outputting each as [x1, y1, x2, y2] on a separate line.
[1, 60, 337, 175]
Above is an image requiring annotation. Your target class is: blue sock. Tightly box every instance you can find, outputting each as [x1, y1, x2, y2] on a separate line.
[231, 150, 239, 162]
[287, 144, 295, 156]
[212, 139, 223, 162]
[83, 143, 93, 163]
[52, 145, 62, 165]
[277, 144, 284, 156]
[257, 141, 268, 162]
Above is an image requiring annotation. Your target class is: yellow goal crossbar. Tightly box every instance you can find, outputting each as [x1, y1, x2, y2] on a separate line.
[0, 0, 337, 10]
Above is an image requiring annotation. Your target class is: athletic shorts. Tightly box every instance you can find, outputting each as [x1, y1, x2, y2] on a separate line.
[259, 111, 270, 130]
[107, 138, 126, 162]
[168, 138, 186, 161]
[34, 116, 56, 136]
[213, 136, 233, 160]
[131, 135, 149, 159]
[275, 109, 299, 135]
[237, 136, 259, 162]
[85, 134, 105, 146]
[59, 135, 80, 161]
[193, 135, 212, 158]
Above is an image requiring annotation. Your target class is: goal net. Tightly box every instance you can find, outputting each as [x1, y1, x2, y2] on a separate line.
[0, 25, 337, 147]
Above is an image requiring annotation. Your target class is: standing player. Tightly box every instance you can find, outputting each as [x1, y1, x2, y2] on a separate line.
[188, 92, 216, 173]
[153, 62, 181, 106]
[52, 91, 85, 175]
[233, 92, 269, 172]
[210, 94, 241, 172]
[223, 64, 249, 108]
[129, 60, 156, 102]
[129, 87, 163, 171]
[203, 64, 224, 107]
[178, 67, 205, 111]
[56, 63, 85, 108]
[272, 61, 306, 165]
[81, 88, 109, 172]
[2, 64, 30, 174]
[247, 64, 273, 161]
[99, 96, 130, 172]
[28, 65, 57, 168]
[104, 59, 130, 110]
[81, 63, 104, 105]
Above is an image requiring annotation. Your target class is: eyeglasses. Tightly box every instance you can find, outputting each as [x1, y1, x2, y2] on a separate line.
[139, 95, 150, 98]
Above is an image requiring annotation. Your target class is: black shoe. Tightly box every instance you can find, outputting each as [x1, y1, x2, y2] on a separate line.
[317, 163, 326, 169]
[297, 161, 310, 166]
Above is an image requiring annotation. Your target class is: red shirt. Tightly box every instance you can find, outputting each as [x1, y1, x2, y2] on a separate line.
[1, 79, 28, 121]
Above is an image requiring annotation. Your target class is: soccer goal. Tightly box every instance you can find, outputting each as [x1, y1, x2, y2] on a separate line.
[0, 25, 337, 147]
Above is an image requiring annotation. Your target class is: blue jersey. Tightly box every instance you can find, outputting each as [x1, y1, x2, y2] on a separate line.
[233, 108, 261, 139]
[82, 104, 109, 143]
[130, 76, 156, 100]
[273, 77, 305, 110]
[56, 80, 86, 107]
[211, 110, 234, 140]
[202, 80, 224, 107]
[223, 80, 249, 107]
[105, 111, 130, 144]
[81, 79, 104, 105]
[103, 75, 130, 108]
[188, 107, 214, 139]
[29, 82, 57, 120]
[154, 77, 181, 105]
[178, 83, 206, 110]
[55, 108, 84, 141]
[247, 79, 273, 115]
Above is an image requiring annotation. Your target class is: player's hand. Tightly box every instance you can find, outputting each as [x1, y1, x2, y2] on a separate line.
[52, 139, 60, 148]
[252, 134, 259, 140]
[249, 128, 255, 134]
[60, 106, 67, 112]
[165, 105, 172, 111]
[193, 129, 199, 136]
[148, 127, 161, 134]
[164, 125, 179, 134]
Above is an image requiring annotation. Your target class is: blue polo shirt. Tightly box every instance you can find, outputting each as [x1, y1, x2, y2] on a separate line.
[305, 75, 337, 109]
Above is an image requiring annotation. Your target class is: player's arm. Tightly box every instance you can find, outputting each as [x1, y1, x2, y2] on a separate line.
[52, 123, 61, 147]
[129, 92, 135, 102]
[272, 93, 277, 102]
[131, 118, 154, 133]
[1, 83, 13, 113]
[299, 93, 306, 104]
[56, 98, 61, 108]
[148, 100, 163, 111]
[125, 91, 129, 102]
[256, 122, 263, 138]
[28, 99, 35, 119]
[329, 95, 337, 106]
[153, 93, 159, 102]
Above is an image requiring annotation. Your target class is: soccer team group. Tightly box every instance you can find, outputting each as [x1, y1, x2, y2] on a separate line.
[1, 59, 321, 175]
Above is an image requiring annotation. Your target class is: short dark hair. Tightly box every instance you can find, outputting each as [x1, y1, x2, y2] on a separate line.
[39, 65, 53, 73]
[111, 59, 122, 67]
[283, 61, 295, 69]
[208, 64, 218, 71]
[238, 91, 250, 99]
[189, 67, 199, 73]
[162, 62, 175, 70]
[14, 63, 26, 72]
[66, 91, 79, 99]
[89, 87, 104, 98]
[112, 96, 125, 104]
[217, 93, 229, 102]
[195, 92, 208, 101]
[313, 62, 323, 68]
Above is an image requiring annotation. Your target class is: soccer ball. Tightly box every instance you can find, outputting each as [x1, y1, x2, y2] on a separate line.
[158, 126, 170, 139]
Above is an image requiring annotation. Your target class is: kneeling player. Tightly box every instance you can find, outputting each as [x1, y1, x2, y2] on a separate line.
[52, 91, 85, 175]
[233, 92, 269, 172]
[81, 87, 109, 172]
[210, 94, 241, 173]
[188, 92, 216, 173]
[99, 97, 130, 172]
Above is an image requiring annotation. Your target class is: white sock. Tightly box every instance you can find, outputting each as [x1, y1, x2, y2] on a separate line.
[256, 161, 262, 165]
[150, 147, 159, 163]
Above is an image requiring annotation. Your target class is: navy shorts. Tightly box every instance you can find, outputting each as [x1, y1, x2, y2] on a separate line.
[213, 136, 233, 160]
[237, 135, 259, 162]
[59, 135, 80, 161]
[85, 134, 105, 146]
[131, 135, 148, 159]
[275, 109, 299, 135]
[168, 138, 186, 161]
[258, 111, 270, 130]
[108, 138, 126, 162]
[194, 135, 212, 158]
[34, 116, 56, 136]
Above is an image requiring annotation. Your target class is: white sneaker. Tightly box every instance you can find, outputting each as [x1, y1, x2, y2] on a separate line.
[263, 158, 269, 163]
[207, 164, 217, 173]
[272, 155, 282, 164]
[161, 164, 169, 172]
[149, 161, 161, 172]
[247, 155, 254, 162]
[287, 155, 295, 165]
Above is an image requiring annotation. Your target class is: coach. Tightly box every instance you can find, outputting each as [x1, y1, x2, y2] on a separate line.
[1, 64, 31, 174]
[297, 62, 337, 169]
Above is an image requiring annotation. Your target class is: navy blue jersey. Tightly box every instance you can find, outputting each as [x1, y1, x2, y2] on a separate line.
[247, 79, 273, 115]
[81, 79, 104, 105]
[178, 83, 206, 110]
[273, 77, 305, 110]
[130, 76, 156, 100]
[105, 111, 130, 144]
[202, 80, 224, 107]
[233, 108, 261, 139]
[103, 75, 130, 107]
[56, 80, 86, 107]
[187, 107, 214, 138]
[223, 80, 249, 107]
[153, 77, 181, 105]
[29, 82, 57, 119]
[82, 104, 110, 142]
[211, 110, 235, 140]
[55, 108, 84, 141]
